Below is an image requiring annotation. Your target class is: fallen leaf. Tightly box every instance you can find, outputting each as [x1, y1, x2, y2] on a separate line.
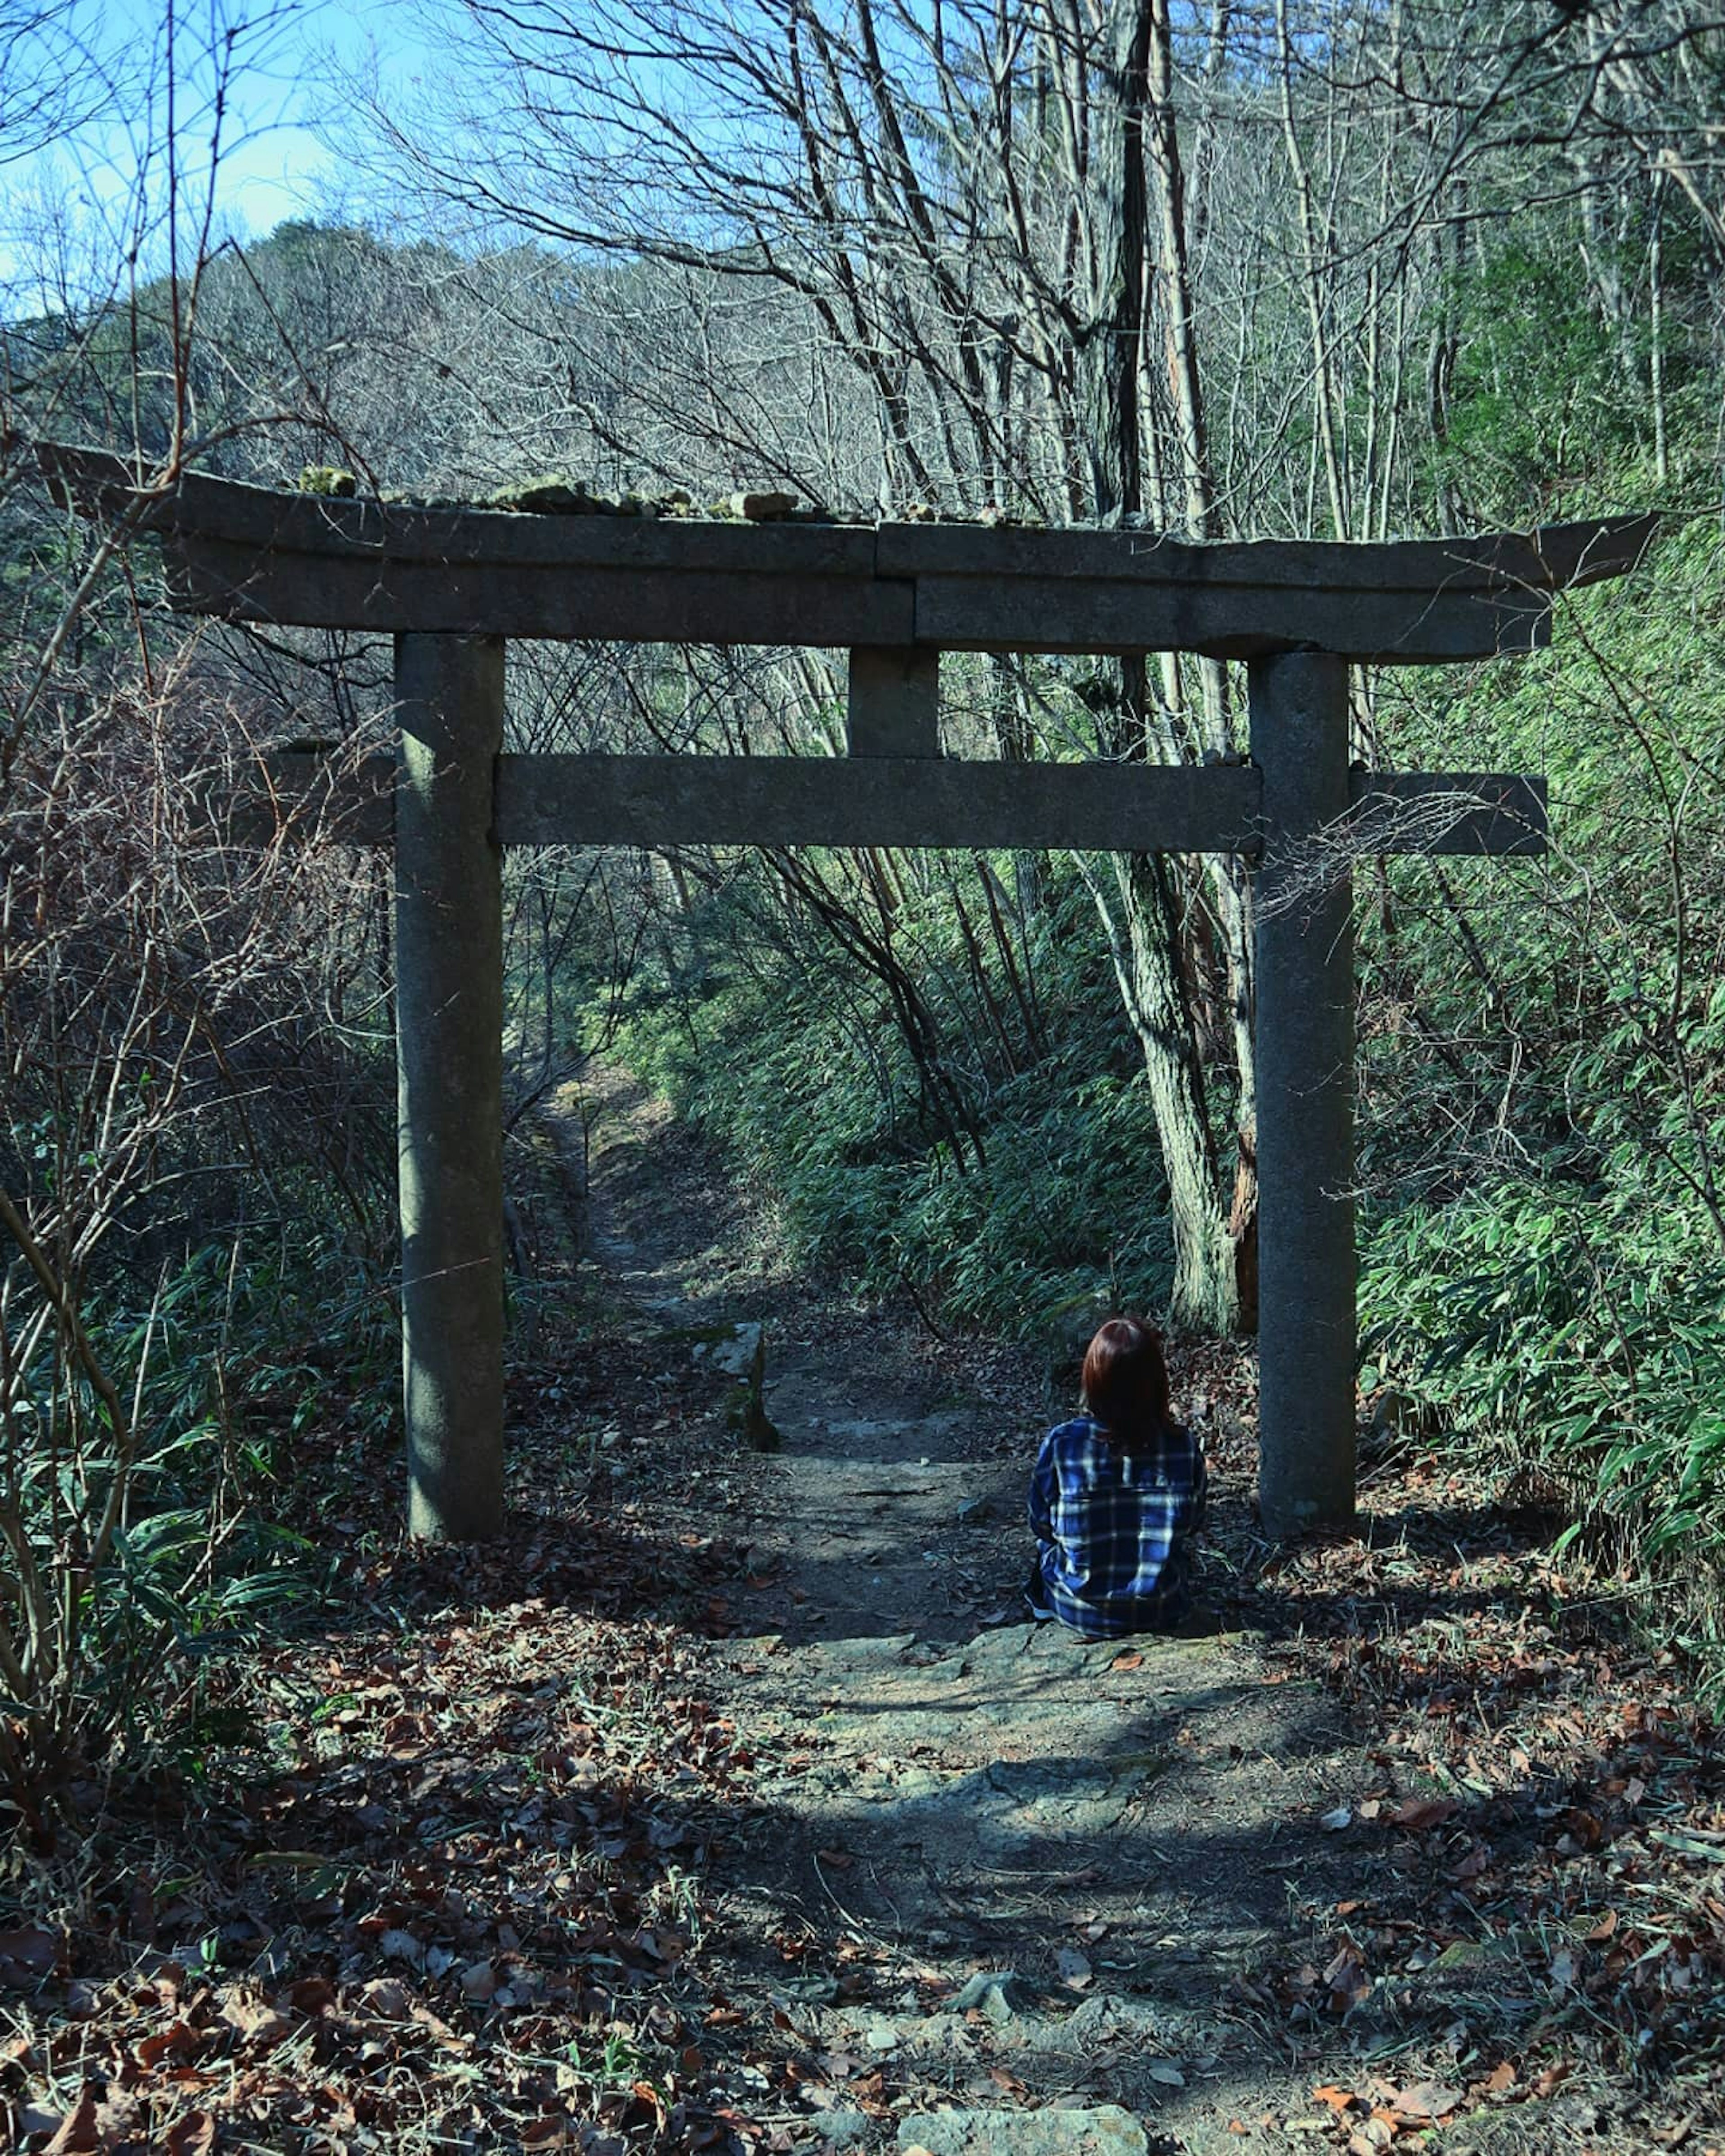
[0, 1927, 58, 1986]
[218, 1992, 292, 2047]
[1320, 1806, 1353, 1832]
[1111, 1651, 1144, 1671]
[1387, 1796, 1457, 1831]
[1387, 2082, 1464, 2123]
[164, 2112, 218, 2155]
[42, 2092, 100, 2155]
[1057, 1946, 1092, 1989]
[1482, 2061, 1517, 2096]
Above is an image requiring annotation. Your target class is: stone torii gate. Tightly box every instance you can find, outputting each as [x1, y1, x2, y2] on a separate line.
[40, 445, 1652, 1542]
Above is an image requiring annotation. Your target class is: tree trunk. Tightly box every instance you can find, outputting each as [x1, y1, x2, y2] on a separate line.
[1118, 852, 1237, 1331]
[1077, 845, 1237, 1333]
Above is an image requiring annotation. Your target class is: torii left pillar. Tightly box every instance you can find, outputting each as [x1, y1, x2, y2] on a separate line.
[395, 632, 506, 1539]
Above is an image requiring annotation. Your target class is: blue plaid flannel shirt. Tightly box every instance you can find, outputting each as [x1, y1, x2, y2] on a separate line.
[1027, 1415, 1206, 1639]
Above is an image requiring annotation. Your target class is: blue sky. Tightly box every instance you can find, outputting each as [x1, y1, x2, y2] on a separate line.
[1, 0, 430, 304]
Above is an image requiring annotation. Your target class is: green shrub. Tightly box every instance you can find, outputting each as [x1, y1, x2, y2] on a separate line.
[1357, 523, 1725, 1612]
[0, 1224, 383, 1828]
[1361, 1178, 1725, 1578]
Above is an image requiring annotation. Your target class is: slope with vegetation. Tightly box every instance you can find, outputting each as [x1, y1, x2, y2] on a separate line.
[0, 7, 1724, 2137]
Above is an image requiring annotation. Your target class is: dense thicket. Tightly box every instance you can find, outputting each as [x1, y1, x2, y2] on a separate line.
[3, 0, 1724, 1811]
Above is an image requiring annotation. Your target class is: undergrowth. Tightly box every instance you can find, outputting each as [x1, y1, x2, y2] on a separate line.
[0, 1212, 398, 1832]
[614, 862, 1181, 1345]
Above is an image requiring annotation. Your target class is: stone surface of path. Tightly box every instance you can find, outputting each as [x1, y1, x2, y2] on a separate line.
[568, 1069, 1539, 2155]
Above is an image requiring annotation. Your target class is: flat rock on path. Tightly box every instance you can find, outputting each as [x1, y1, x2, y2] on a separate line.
[897, 2107, 1150, 2155]
[570, 1069, 1448, 2151]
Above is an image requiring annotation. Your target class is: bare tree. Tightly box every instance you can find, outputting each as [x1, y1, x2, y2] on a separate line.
[327, 0, 1269, 1326]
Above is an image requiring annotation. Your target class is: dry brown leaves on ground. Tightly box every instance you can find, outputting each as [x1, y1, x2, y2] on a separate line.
[1201, 1368, 1725, 2140]
[0, 1494, 796, 2155]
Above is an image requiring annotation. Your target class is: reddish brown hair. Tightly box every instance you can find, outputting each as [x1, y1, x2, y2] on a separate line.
[1081, 1317, 1171, 1454]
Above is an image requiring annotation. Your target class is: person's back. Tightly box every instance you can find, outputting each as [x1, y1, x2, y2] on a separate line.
[1026, 1317, 1205, 1637]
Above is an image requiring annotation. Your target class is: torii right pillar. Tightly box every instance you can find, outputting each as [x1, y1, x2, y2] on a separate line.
[1252, 649, 1356, 1535]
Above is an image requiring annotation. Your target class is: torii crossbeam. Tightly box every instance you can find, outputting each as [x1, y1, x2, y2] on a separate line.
[35, 443, 1654, 1540]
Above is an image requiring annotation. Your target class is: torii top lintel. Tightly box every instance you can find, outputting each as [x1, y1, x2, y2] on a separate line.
[37, 444, 1654, 665]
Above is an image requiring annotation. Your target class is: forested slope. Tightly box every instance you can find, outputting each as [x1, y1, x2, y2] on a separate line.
[2, 0, 1724, 1810]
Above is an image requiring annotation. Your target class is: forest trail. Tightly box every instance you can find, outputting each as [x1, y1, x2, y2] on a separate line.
[12, 1067, 1716, 2156]
[567, 1069, 1564, 2156]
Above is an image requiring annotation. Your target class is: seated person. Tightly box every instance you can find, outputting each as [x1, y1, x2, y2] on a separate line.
[1026, 1315, 1206, 1638]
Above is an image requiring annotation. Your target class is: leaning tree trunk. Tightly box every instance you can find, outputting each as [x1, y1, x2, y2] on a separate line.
[1069, 690, 1238, 1331]
[1080, 848, 1237, 1332]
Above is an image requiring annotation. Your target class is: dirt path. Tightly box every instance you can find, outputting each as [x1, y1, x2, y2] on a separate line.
[568, 1068, 1566, 2156]
[12, 1082, 1716, 2156]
